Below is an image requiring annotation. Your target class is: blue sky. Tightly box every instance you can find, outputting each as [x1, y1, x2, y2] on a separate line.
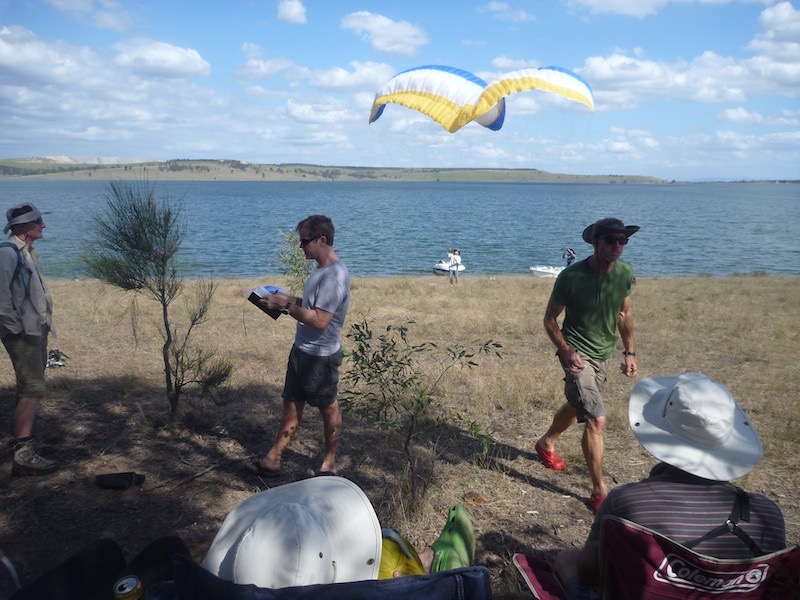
[1, 0, 798, 181]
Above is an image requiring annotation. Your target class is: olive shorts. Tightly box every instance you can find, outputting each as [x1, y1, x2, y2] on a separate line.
[2, 329, 48, 397]
[562, 352, 610, 423]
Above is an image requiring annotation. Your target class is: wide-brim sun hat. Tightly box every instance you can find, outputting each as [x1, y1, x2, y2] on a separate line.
[202, 476, 382, 588]
[4, 203, 50, 233]
[629, 372, 763, 481]
[582, 217, 640, 244]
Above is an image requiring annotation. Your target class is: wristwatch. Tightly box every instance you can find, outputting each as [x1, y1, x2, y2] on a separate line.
[622, 350, 636, 357]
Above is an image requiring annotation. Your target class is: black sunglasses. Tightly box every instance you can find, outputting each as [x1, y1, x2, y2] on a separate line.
[299, 237, 318, 246]
[600, 235, 628, 246]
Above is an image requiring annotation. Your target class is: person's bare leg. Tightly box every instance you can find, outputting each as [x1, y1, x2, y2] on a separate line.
[582, 416, 608, 498]
[318, 400, 342, 474]
[260, 399, 304, 471]
[537, 403, 577, 451]
[14, 396, 40, 438]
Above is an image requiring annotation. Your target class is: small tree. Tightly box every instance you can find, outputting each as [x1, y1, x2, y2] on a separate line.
[84, 180, 232, 418]
[340, 318, 502, 505]
[272, 229, 312, 294]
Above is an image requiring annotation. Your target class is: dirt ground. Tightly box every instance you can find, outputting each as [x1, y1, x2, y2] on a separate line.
[4, 383, 790, 599]
[0, 376, 659, 599]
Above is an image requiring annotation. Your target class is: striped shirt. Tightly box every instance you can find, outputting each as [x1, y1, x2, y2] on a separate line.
[584, 464, 786, 573]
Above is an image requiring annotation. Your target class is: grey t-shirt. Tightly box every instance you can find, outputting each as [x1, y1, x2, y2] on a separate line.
[294, 260, 350, 356]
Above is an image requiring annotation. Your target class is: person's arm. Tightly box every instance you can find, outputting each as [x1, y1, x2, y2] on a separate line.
[617, 295, 637, 377]
[543, 296, 584, 372]
[0, 249, 22, 334]
[260, 292, 334, 331]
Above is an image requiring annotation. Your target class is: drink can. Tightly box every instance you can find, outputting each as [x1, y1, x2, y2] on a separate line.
[113, 575, 146, 599]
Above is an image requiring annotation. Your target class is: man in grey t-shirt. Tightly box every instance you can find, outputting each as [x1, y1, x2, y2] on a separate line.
[248, 215, 350, 478]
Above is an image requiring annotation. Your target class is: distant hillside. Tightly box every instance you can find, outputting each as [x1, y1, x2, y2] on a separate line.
[0, 157, 668, 183]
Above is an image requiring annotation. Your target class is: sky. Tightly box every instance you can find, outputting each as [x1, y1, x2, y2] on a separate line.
[0, 0, 798, 181]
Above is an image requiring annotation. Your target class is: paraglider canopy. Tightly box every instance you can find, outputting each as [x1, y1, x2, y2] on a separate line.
[369, 64, 594, 133]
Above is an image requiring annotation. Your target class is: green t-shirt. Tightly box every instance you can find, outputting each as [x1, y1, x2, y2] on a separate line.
[551, 258, 634, 360]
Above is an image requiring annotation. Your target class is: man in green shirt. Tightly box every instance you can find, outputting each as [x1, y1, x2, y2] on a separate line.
[536, 218, 640, 514]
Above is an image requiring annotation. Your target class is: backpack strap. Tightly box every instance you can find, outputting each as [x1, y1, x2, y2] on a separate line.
[0, 241, 31, 297]
[683, 487, 764, 556]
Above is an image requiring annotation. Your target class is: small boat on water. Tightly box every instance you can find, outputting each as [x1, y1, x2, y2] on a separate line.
[529, 265, 565, 278]
[433, 259, 465, 275]
[530, 246, 576, 277]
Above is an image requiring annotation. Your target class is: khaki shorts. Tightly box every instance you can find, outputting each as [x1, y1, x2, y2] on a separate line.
[562, 352, 610, 423]
[2, 330, 48, 397]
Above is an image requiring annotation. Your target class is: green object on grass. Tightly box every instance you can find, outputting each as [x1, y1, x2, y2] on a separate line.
[431, 504, 475, 572]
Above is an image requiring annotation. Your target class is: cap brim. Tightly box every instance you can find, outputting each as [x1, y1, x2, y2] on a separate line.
[629, 377, 763, 480]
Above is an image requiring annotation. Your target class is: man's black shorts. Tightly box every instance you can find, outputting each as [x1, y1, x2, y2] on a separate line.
[282, 345, 343, 408]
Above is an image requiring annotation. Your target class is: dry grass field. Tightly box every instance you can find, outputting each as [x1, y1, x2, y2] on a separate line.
[1, 274, 798, 598]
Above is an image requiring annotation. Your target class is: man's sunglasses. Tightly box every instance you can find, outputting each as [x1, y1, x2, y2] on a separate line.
[600, 235, 628, 246]
[299, 237, 318, 246]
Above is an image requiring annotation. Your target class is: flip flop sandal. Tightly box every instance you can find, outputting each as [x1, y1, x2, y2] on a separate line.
[244, 460, 280, 478]
[535, 441, 566, 471]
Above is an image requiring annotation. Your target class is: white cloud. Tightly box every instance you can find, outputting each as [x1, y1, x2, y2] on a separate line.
[480, 2, 537, 22]
[565, 0, 669, 18]
[719, 106, 764, 124]
[0, 25, 104, 85]
[286, 98, 357, 124]
[340, 11, 429, 57]
[44, 0, 133, 31]
[490, 56, 541, 70]
[719, 106, 800, 126]
[583, 19, 800, 110]
[113, 39, 211, 78]
[748, 1, 800, 63]
[276, 0, 307, 25]
[238, 44, 297, 79]
[307, 61, 396, 92]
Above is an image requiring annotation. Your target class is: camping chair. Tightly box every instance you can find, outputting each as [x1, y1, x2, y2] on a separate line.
[514, 516, 800, 600]
[599, 516, 800, 599]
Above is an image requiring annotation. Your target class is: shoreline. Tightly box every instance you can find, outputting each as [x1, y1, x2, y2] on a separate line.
[1, 159, 666, 183]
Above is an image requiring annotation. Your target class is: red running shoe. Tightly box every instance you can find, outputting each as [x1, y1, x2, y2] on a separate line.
[535, 441, 566, 471]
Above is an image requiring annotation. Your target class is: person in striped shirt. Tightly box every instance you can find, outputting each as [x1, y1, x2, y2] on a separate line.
[557, 372, 786, 592]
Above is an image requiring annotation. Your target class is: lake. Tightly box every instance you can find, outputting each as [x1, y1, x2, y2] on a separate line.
[0, 179, 797, 279]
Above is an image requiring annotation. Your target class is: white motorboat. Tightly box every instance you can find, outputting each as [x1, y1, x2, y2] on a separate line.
[433, 259, 465, 275]
[530, 246, 575, 278]
[529, 265, 565, 278]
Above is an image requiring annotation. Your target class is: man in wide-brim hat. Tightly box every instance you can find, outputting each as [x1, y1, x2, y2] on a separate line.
[1, 203, 60, 476]
[536, 217, 640, 514]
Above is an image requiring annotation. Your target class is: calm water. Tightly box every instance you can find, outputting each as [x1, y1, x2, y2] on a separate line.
[0, 179, 797, 279]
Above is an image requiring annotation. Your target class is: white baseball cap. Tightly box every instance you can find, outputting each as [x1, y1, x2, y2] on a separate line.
[629, 372, 763, 481]
[203, 476, 382, 588]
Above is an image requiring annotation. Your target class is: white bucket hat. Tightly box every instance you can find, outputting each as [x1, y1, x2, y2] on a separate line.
[202, 476, 382, 589]
[629, 372, 763, 481]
